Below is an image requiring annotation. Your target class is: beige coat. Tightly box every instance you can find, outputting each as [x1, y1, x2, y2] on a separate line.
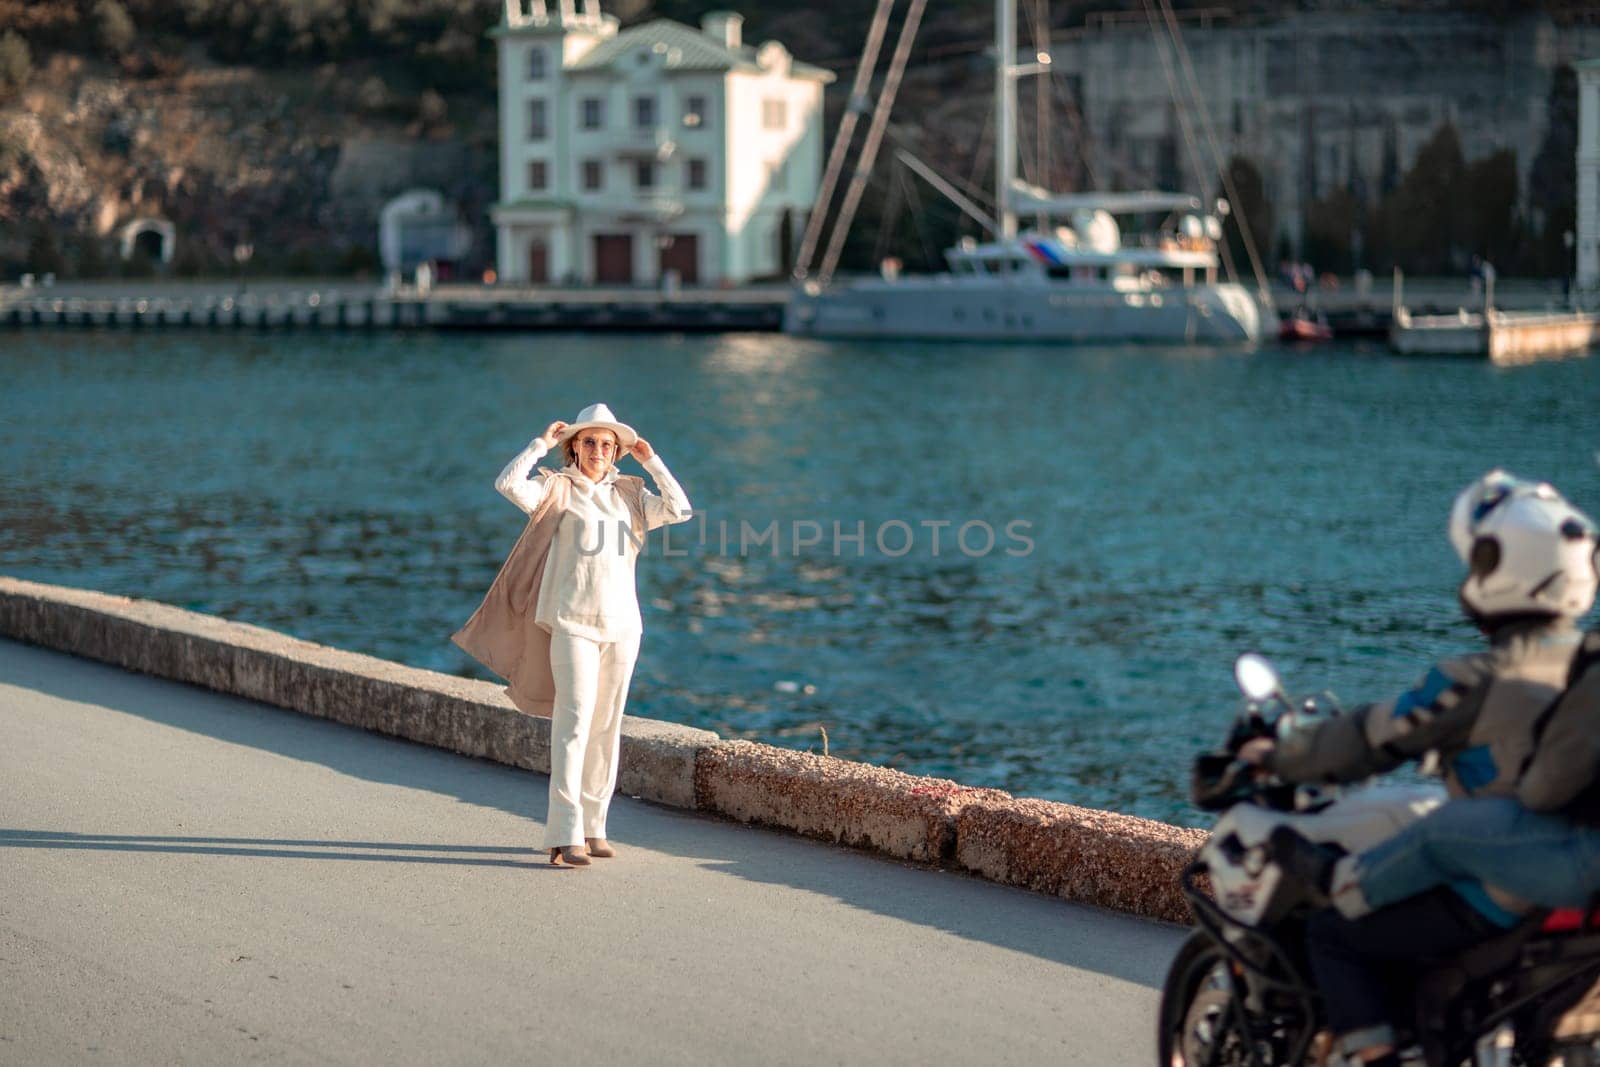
[452, 468, 648, 716]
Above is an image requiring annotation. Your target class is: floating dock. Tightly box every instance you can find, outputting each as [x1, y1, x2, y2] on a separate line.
[1389, 307, 1599, 363]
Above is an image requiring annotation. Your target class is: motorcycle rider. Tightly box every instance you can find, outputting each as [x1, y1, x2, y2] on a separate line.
[1239, 470, 1599, 1067]
[1285, 628, 1600, 924]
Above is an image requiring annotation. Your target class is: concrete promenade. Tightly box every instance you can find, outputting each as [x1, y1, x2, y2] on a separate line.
[0, 275, 1580, 337]
[0, 639, 1183, 1065]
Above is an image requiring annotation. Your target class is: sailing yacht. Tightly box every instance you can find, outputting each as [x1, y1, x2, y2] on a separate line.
[783, 0, 1267, 344]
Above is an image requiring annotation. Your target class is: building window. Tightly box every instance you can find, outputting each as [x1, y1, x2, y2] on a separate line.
[634, 95, 657, 129]
[526, 98, 547, 141]
[581, 97, 605, 130]
[761, 98, 786, 130]
[527, 47, 546, 81]
[527, 160, 548, 191]
[684, 95, 708, 128]
[687, 158, 708, 191]
[635, 160, 656, 190]
[769, 159, 787, 192]
[582, 159, 604, 191]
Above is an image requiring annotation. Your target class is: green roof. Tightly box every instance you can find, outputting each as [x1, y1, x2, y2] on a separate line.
[567, 18, 832, 81]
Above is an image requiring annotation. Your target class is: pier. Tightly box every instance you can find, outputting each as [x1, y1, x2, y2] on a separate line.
[0, 277, 1584, 340]
[0, 281, 788, 334]
[1489, 310, 1600, 364]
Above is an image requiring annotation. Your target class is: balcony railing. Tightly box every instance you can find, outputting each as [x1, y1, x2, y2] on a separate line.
[615, 126, 677, 159]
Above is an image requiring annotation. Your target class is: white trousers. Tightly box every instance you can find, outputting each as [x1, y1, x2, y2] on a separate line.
[543, 630, 640, 850]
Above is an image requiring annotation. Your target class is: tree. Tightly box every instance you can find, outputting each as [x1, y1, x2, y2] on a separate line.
[26, 225, 66, 277]
[171, 239, 211, 277]
[1387, 121, 1466, 274]
[1527, 63, 1577, 278]
[417, 89, 448, 130]
[354, 75, 391, 115]
[1378, 119, 1400, 197]
[0, 31, 30, 101]
[1218, 156, 1272, 275]
[76, 236, 109, 278]
[121, 244, 156, 278]
[93, 0, 137, 57]
[1461, 149, 1521, 270]
[337, 243, 380, 276]
[1302, 187, 1363, 275]
[1156, 112, 1181, 193]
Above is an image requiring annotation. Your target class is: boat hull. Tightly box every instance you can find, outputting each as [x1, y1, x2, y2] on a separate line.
[783, 279, 1263, 344]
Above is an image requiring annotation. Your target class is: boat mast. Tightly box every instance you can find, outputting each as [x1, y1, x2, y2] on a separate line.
[996, 0, 1017, 239]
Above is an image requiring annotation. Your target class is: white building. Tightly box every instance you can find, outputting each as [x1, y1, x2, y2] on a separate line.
[490, 0, 832, 286]
[1578, 58, 1600, 296]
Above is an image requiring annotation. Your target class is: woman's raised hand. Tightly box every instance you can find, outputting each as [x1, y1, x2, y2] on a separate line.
[630, 437, 655, 462]
[541, 421, 568, 447]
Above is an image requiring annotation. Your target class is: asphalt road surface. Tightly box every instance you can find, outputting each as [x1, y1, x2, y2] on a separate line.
[0, 639, 1186, 1065]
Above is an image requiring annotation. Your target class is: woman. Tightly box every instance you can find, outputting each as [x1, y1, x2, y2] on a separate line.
[453, 403, 691, 866]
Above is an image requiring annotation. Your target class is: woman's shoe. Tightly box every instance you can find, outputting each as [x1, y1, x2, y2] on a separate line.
[585, 838, 616, 858]
[548, 845, 591, 866]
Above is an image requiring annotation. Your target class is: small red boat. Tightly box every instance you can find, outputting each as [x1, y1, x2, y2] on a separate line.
[1278, 308, 1334, 343]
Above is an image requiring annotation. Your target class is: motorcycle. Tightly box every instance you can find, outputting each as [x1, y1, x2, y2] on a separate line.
[1158, 653, 1600, 1066]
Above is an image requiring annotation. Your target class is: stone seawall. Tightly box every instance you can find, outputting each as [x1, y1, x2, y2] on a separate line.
[0, 575, 1206, 923]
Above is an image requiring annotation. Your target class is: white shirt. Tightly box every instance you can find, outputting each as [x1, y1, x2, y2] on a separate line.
[494, 438, 691, 643]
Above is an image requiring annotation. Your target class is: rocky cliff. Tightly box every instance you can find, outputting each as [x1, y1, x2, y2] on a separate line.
[2, 46, 498, 278]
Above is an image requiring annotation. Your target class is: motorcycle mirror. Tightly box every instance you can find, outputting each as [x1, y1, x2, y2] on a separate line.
[1234, 652, 1284, 704]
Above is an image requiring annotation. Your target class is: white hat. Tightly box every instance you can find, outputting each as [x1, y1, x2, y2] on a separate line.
[558, 402, 638, 452]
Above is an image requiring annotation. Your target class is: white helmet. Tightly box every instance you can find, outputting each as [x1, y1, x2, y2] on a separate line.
[1448, 470, 1598, 624]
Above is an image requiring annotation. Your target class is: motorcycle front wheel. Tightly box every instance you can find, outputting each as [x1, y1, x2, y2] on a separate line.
[1158, 931, 1299, 1066]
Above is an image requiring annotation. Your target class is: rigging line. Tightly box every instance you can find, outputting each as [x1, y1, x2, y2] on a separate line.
[1049, 74, 1098, 191]
[966, 106, 995, 214]
[1156, 0, 1272, 301]
[1010, 5, 1045, 199]
[812, 21, 1108, 74]
[873, 157, 907, 265]
[1140, 0, 1242, 286]
[818, 0, 930, 285]
[1213, 186, 1243, 289]
[893, 148, 998, 233]
[901, 165, 937, 267]
[886, 131, 996, 209]
[1015, 106, 1037, 190]
[792, 0, 899, 280]
[1028, 0, 1051, 228]
[1140, 0, 1207, 200]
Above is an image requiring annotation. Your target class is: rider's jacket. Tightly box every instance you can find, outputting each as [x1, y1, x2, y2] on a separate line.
[1521, 629, 1600, 821]
[1267, 620, 1585, 799]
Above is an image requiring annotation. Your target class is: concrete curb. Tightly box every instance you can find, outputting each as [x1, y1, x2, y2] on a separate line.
[694, 741, 1011, 863]
[953, 798, 1206, 924]
[0, 576, 1205, 923]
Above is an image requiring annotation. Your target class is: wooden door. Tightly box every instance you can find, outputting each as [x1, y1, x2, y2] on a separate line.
[593, 234, 633, 284]
[658, 234, 699, 285]
[528, 242, 549, 284]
